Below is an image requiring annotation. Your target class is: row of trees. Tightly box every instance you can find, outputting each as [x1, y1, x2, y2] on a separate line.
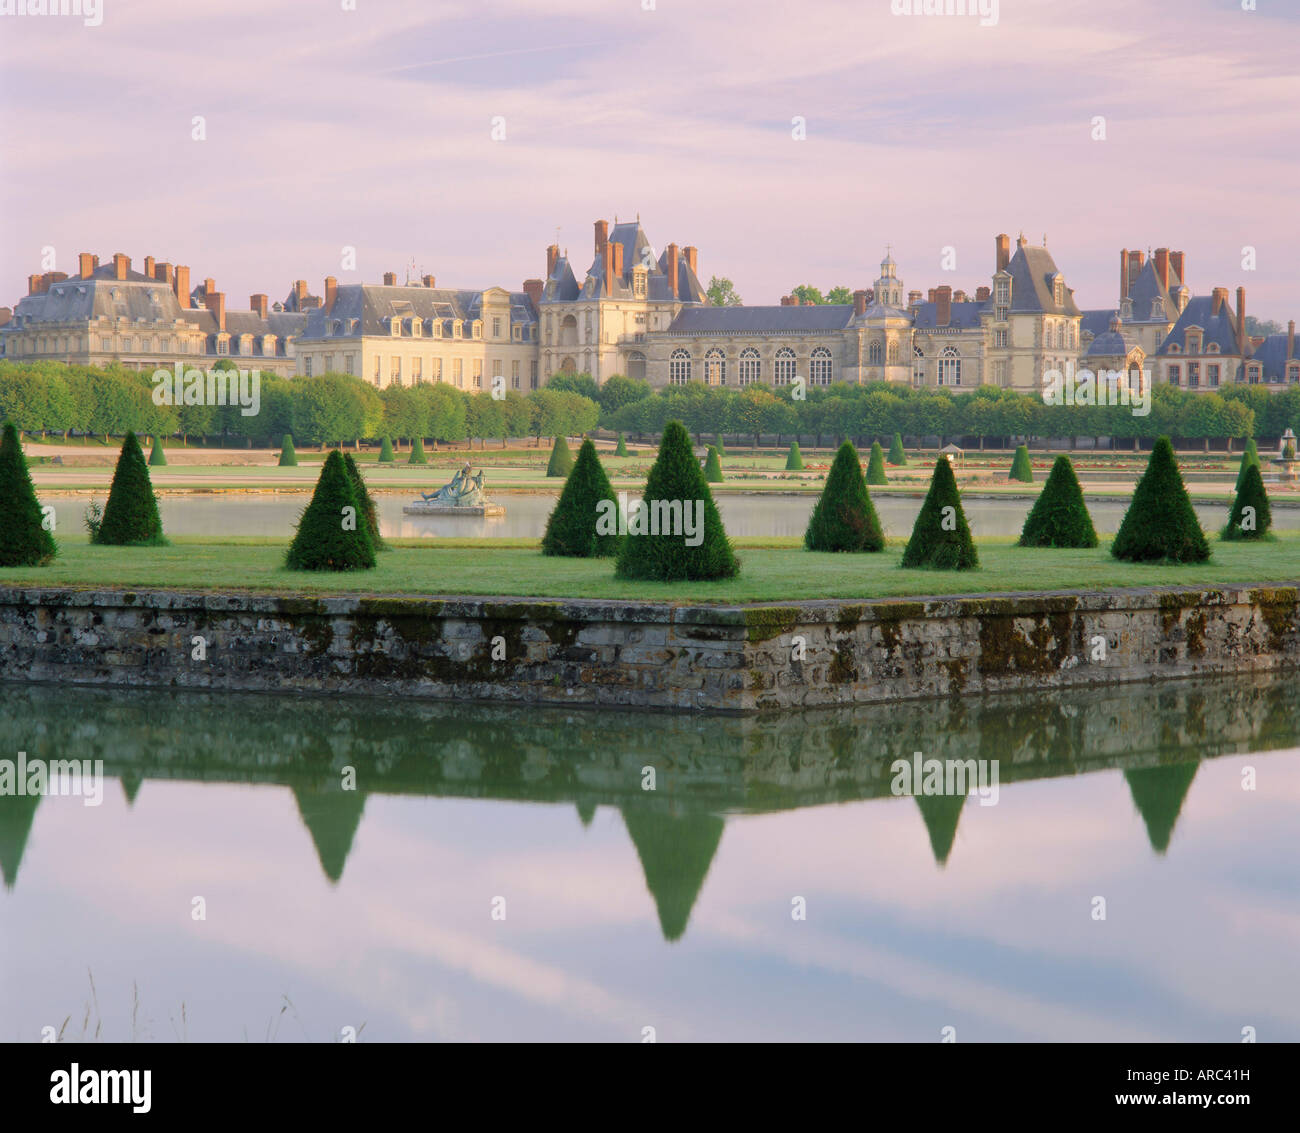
[0, 362, 600, 447]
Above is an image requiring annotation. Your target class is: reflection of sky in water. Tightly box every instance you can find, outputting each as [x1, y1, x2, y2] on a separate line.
[153, 493, 1300, 540]
[1, 680, 1297, 1042]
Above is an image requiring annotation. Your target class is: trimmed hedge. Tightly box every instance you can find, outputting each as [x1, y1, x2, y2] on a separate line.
[785, 442, 804, 471]
[804, 441, 884, 552]
[148, 437, 167, 467]
[1009, 444, 1033, 482]
[547, 434, 574, 478]
[542, 438, 620, 557]
[343, 452, 387, 551]
[615, 420, 738, 580]
[378, 436, 395, 463]
[615, 432, 630, 458]
[1112, 436, 1209, 563]
[1019, 455, 1098, 548]
[901, 456, 978, 570]
[408, 437, 428, 464]
[865, 441, 887, 486]
[1221, 462, 1271, 540]
[95, 431, 166, 546]
[888, 433, 907, 466]
[279, 434, 298, 467]
[0, 421, 57, 566]
[1234, 438, 1260, 491]
[704, 445, 724, 483]
[285, 449, 376, 571]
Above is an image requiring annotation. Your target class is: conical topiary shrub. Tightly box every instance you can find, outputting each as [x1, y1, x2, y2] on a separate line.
[286, 450, 376, 571]
[1112, 436, 1209, 563]
[148, 437, 167, 467]
[901, 456, 978, 570]
[1221, 462, 1271, 541]
[547, 434, 573, 478]
[1009, 444, 1033, 483]
[888, 433, 907, 466]
[95, 431, 167, 546]
[378, 436, 395, 463]
[279, 434, 298, 467]
[804, 441, 884, 552]
[1019, 455, 1098, 548]
[408, 436, 427, 464]
[1235, 438, 1261, 491]
[0, 421, 57, 566]
[704, 445, 724, 483]
[715, 436, 726, 457]
[615, 432, 630, 458]
[343, 452, 387, 551]
[865, 441, 888, 486]
[785, 441, 804, 471]
[615, 420, 738, 581]
[542, 438, 620, 558]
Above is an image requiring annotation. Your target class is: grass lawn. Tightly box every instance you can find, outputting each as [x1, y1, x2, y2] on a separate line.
[3, 533, 1299, 603]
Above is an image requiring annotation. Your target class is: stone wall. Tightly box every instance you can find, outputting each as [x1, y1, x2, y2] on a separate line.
[0, 584, 1297, 712]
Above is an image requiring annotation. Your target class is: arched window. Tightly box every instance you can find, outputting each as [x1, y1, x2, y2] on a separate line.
[939, 346, 961, 386]
[626, 350, 646, 382]
[739, 348, 760, 385]
[868, 340, 883, 365]
[774, 347, 796, 386]
[887, 340, 899, 365]
[670, 349, 692, 385]
[704, 347, 726, 386]
[913, 346, 925, 386]
[810, 347, 832, 385]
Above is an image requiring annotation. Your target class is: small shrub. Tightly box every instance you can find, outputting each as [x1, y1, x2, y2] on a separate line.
[546, 435, 573, 478]
[1112, 436, 1209, 563]
[804, 441, 884, 552]
[901, 457, 978, 570]
[865, 441, 887, 486]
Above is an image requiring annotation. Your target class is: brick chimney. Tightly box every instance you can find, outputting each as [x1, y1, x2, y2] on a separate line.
[1170, 250, 1185, 284]
[780, 295, 794, 307]
[78, 252, 95, 279]
[853, 289, 867, 317]
[927, 288, 936, 302]
[422, 274, 436, 289]
[175, 265, 191, 309]
[294, 280, 308, 309]
[154, 261, 169, 282]
[684, 246, 698, 276]
[1211, 287, 1228, 316]
[0, 308, 10, 329]
[909, 290, 923, 306]
[975, 286, 990, 301]
[144, 256, 155, 279]
[27, 274, 42, 295]
[212, 292, 226, 332]
[546, 244, 559, 278]
[594, 219, 609, 255]
[611, 240, 624, 281]
[203, 278, 216, 301]
[1289, 320, 1296, 361]
[995, 233, 1010, 273]
[113, 253, 130, 280]
[666, 243, 679, 299]
[1154, 248, 1169, 292]
[953, 290, 967, 303]
[1236, 286, 1248, 356]
[523, 279, 543, 309]
[600, 242, 613, 295]
[935, 285, 952, 328]
[1120, 248, 1130, 301]
[324, 276, 337, 313]
[383, 272, 397, 286]
[1128, 249, 1144, 285]
[251, 293, 268, 319]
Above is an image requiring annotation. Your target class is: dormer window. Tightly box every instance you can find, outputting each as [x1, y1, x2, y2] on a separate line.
[433, 320, 443, 338]
[331, 320, 343, 336]
[390, 319, 400, 336]
[453, 321, 462, 339]
[994, 278, 1010, 304]
[1206, 342, 1219, 354]
[472, 320, 482, 339]
[1168, 343, 1181, 354]
[633, 268, 647, 299]
[1053, 278, 1064, 307]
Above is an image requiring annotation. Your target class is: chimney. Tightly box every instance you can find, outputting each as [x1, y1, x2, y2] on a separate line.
[684, 246, 698, 276]
[175, 265, 191, 309]
[995, 233, 1010, 273]
[666, 243, 679, 299]
[1289, 321, 1296, 361]
[213, 292, 226, 333]
[155, 261, 170, 283]
[780, 295, 794, 307]
[78, 252, 94, 279]
[1120, 248, 1129, 301]
[1128, 250, 1144, 286]
[27, 274, 42, 295]
[546, 244, 559, 278]
[1170, 250, 1185, 284]
[144, 256, 155, 279]
[927, 288, 936, 302]
[953, 289, 967, 303]
[295, 280, 308, 309]
[612, 240, 624, 281]
[383, 272, 397, 286]
[600, 242, 613, 296]
[251, 293, 268, 319]
[422, 274, 436, 289]
[975, 286, 990, 302]
[853, 289, 867, 317]
[0, 308, 10, 329]
[1237, 287, 1247, 356]
[935, 285, 952, 328]
[203, 278, 216, 301]
[1154, 248, 1169, 292]
[594, 219, 609, 255]
[908, 290, 923, 305]
[523, 279, 543, 309]
[324, 276, 337, 313]
[1211, 287, 1228, 316]
[113, 253, 130, 280]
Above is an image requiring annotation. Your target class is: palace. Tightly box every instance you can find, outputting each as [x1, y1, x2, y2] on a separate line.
[2, 222, 1294, 397]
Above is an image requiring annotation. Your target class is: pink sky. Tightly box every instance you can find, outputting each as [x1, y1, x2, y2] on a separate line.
[3, 0, 1299, 319]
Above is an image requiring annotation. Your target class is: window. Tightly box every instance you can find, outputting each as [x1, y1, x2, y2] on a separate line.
[810, 347, 832, 385]
[996, 306, 1008, 322]
[868, 340, 883, 365]
[994, 329, 1008, 348]
[913, 346, 925, 386]
[1249, 364, 1261, 384]
[101, 337, 111, 352]
[1053, 279, 1064, 306]
[323, 354, 334, 372]
[1168, 364, 1181, 386]
[345, 354, 355, 375]
[938, 346, 961, 386]
[530, 360, 538, 389]
[670, 349, 692, 385]
[995, 278, 1010, 304]
[633, 270, 647, 299]
[1207, 342, 1220, 354]
[431, 358, 442, 382]
[774, 347, 796, 386]
[304, 356, 313, 377]
[217, 339, 228, 355]
[994, 360, 1008, 386]
[473, 321, 482, 340]
[391, 357, 402, 385]
[704, 348, 725, 385]
[739, 348, 760, 385]
[492, 317, 501, 338]
[473, 359, 483, 388]
[887, 340, 899, 365]
[452, 358, 463, 387]
[1290, 364, 1300, 384]
[453, 321, 462, 339]
[124, 337, 135, 352]
[374, 356, 382, 382]
[413, 357, 423, 382]
[512, 359, 520, 389]
[1208, 364, 1220, 387]
[1188, 362, 1200, 389]
[390, 320, 400, 337]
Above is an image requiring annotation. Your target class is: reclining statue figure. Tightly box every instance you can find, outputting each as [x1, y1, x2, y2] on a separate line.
[421, 463, 487, 507]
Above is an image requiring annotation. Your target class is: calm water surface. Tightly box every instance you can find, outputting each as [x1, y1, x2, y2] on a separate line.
[2, 675, 1297, 1042]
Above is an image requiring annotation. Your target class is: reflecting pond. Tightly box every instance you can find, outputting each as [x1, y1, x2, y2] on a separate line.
[2, 674, 1297, 1041]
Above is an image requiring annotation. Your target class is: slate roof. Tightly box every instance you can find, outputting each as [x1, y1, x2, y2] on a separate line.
[9, 275, 189, 326]
[1127, 259, 1186, 322]
[1080, 309, 1119, 339]
[543, 255, 580, 302]
[557, 221, 707, 305]
[911, 300, 985, 330]
[1085, 328, 1139, 357]
[665, 305, 854, 335]
[1155, 295, 1243, 357]
[1243, 334, 1299, 382]
[299, 284, 535, 340]
[1005, 243, 1081, 316]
